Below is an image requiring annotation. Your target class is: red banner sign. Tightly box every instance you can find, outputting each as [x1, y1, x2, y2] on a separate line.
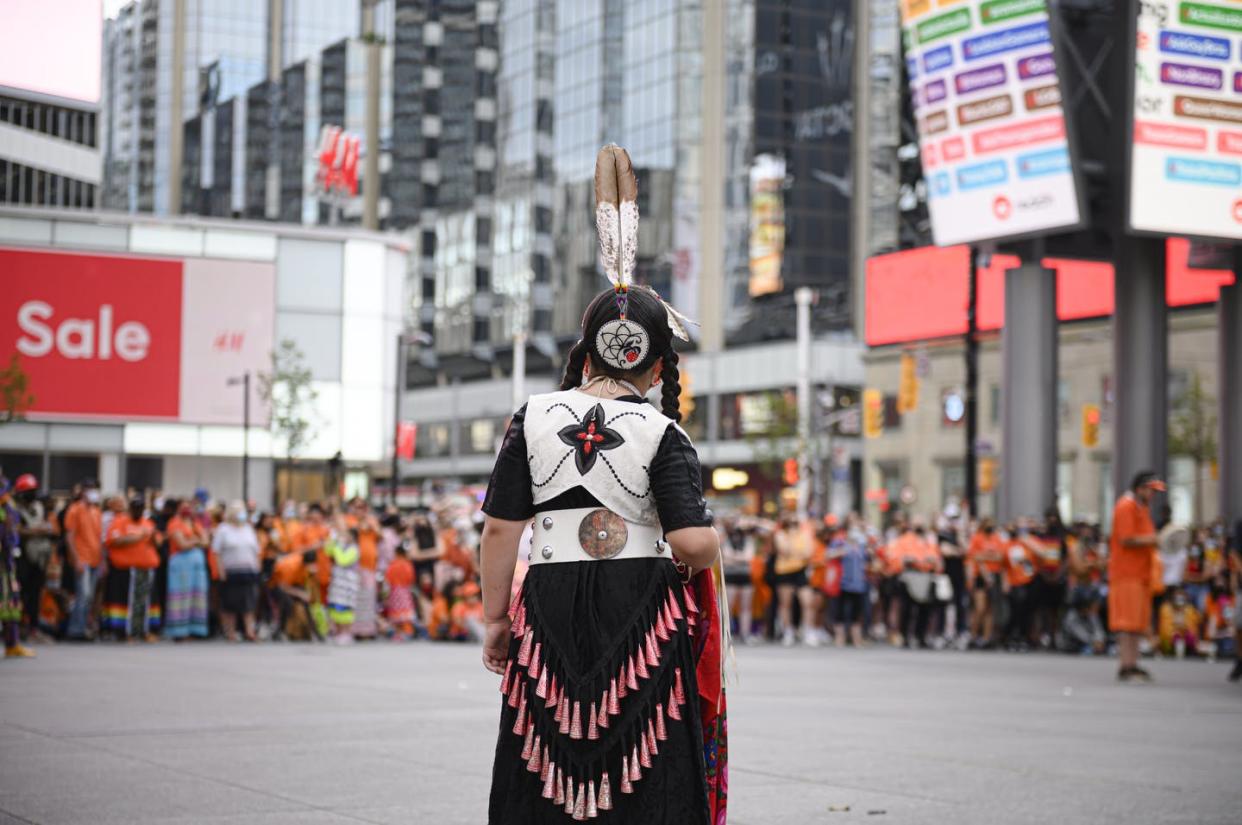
[396, 421, 417, 461]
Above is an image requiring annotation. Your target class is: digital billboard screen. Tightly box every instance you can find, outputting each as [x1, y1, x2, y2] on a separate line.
[899, 0, 1084, 246]
[1127, 2, 1242, 241]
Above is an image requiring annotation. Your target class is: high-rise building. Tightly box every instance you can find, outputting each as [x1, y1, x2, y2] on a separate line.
[101, 0, 360, 215]
[2, 0, 102, 209]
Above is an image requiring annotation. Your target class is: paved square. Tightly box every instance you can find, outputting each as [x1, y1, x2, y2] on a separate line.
[1, 643, 1238, 824]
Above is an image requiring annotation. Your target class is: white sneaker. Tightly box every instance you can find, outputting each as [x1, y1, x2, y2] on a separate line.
[804, 630, 822, 648]
[781, 629, 796, 647]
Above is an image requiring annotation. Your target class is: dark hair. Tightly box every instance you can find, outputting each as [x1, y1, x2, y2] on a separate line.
[559, 286, 682, 421]
[1130, 470, 1158, 492]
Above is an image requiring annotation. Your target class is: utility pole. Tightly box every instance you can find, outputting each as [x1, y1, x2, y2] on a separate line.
[965, 247, 979, 518]
[795, 287, 815, 521]
[227, 372, 251, 504]
[362, 0, 381, 230]
[167, 0, 186, 215]
[391, 334, 406, 506]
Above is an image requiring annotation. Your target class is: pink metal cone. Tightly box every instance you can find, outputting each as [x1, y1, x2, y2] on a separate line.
[540, 746, 551, 782]
[535, 667, 549, 699]
[507, 676, 521, 708]
[663, 599, 676, 630]
[598, 772, 614, 810]
[639, 730, 652, 768]
[597, 695, 610, 729]
[683, 584, 698, 614]
[521, 726, 534, 760]
[555, 769, 565, 805]
[608, 679, 621, 714]
[587, 702, 599, 740]
[647, 719, 659, 756]
[674, 668, 686, 704]
[630, 744, 643, 779]
[656, 703, 668, 740]
[512, 700, 527, 735]
[668, 593, 683, 621]
[559, 697, 571, 735]
[546, 675, 559, 708]
[586, 780, 598, 818]
[530, 642, 542, 678]
[517, 629, 533, 666]
[634, 649, 649, 680]
[620, 756, 633, 794]
[513, 602, 525, 637]
[627, 655, 640, 690]
[564, 777, 574, 814]
[554, 692, 567, 723]
[617, 665, 629, 698]
[655, 610, 670, 641]
[668, 687, 682, 720]
[572, 782, 586, 820]
[645, 631, 659, 668]
[527, 735, 543, 773]
[569, 701, 584, 740]
[500, 660, 512, 694]
[542, 761, 557, 799]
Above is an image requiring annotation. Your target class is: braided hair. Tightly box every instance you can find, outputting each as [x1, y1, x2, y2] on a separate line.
[560, 286, 682, 421]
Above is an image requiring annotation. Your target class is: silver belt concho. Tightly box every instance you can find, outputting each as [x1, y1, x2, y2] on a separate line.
[531, 507, 669, 565]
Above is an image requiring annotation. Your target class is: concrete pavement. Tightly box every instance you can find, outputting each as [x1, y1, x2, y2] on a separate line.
[1, 642, 1238, 824]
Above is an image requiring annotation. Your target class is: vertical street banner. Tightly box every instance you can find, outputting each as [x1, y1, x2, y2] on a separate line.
[900, 0, 1084, 246]
[1128, 1, 1242, 241]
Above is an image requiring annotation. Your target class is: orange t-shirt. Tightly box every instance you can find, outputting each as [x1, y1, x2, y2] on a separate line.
[271, 552, 306, 588]
[64, 501, 103, 568]
[1030, 535, 1062, 574]
[887, 532, 940, 573]
[347, 515, 380, 571]
[385, 556, 414, 590]
[166, 516, 205, 555]
[106, 514, 160, 569]
[1004, 540, 1037, 588]
[1109, 494, 1155, 583]
[968, 533, 1006, 577]
[293, 522, 332, 589]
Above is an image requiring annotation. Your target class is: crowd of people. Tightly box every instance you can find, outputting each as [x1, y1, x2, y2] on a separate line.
[0, 474, 496, 650]
[3, 470, 1239, 683]
[716, 496, 1242, 680]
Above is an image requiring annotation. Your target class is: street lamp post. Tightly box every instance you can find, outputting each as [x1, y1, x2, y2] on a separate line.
[227, 372, 251, 504]
[392, 331, 432, 507]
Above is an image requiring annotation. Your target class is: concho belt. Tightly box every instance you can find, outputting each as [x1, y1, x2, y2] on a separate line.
[529, 506, 670, 565]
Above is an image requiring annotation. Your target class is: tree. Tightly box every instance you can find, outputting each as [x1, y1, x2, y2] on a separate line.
[0, 354, 36, 425]
[1168, 372, 1216, 525]
[259, 339, 319, 502]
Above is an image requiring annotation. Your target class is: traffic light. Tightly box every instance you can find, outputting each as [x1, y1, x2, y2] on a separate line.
[863, 388, 884, 439]
[897, 352, 919, 414]
[783, 457, 799, 486]
[979, 457, 997, 494]
[1082, 403, 1101, 448]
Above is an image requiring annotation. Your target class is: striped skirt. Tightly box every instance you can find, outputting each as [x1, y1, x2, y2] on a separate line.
[353, 568, 379, 637]
[103, 567, 161, 638]
[165, 549, 209, 639]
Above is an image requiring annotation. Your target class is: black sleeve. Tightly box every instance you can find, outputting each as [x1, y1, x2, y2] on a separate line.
[481, 405, 535, 522]
[649, 424, 713, 532]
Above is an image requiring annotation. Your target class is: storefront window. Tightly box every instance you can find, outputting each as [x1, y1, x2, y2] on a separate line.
[719, 388, 796, 440]
[415, 422, 453, 458]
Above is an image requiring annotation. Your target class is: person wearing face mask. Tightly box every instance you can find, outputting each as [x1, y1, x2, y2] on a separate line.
[212, 502, 262, 642]
[64, 480, 104, 640]
[164, 499, 211, 641]
[13, 474, 53, 644]
[103, 497, 162, 640]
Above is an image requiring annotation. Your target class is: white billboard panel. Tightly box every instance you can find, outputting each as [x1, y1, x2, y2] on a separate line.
[900, 0, 1084, 246]
[1128, 2, 1242, 241]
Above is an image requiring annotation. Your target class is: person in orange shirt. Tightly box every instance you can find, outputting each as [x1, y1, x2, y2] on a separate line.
[63, 483, 104, 640]
[103, 497, 161, 640]
[292, 503, 332, 593]
[1109, 471, 1164, 682]
[345, 498, 381, 639]
[967, 518, 1006, 647]
[164, 500, 210, 640]
[888, 522, 942, 648]
[384, 544, 416, 639]
[1002, 522, 1038, 649]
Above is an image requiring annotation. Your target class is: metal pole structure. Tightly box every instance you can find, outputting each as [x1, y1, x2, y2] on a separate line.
[697, 0, 725, 354]
[242, 372, 251, 505]
[795, 287, 814, 521]
[391, 334, 406, 506]
[849, 0, 871, 342]
[1219, 251, 1242, 531]
[964, 247, 979, 518]
[362, 0, 381, 231]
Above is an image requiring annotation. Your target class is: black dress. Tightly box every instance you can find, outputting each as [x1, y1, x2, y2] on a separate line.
[483, 396, 713, 825]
